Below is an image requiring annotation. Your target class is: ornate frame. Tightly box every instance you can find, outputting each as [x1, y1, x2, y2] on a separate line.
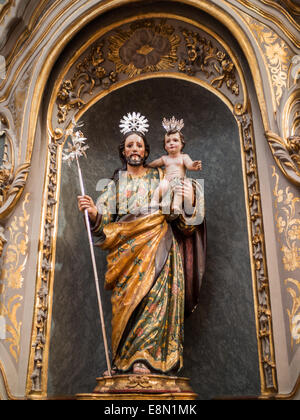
[24, 14, 278, 398]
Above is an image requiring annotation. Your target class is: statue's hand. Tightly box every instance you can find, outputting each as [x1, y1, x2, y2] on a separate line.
[192, 160, 202, 171]
[173, 179, 195, 214]
[77, 195, 98, 223]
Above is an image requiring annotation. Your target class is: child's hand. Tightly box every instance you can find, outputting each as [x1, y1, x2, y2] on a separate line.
[192, 160, 202, 171]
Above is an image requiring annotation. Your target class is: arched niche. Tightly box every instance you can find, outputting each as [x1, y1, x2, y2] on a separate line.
[47, 76, 261, 399]
[25, 11, 278, 399]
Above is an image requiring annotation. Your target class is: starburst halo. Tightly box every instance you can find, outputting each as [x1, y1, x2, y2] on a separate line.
[162, 116, 184, 133]
[119, 112, 149, 135]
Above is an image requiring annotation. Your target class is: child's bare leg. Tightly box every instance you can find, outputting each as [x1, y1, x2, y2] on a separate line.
[172, 189, 183, 214]
[151, 179, 170, 207]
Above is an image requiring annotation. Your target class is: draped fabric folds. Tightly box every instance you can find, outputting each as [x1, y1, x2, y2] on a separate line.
[91, 168, 205, 373]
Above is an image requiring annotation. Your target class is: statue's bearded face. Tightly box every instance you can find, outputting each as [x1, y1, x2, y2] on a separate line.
[123, 133, 146, 167]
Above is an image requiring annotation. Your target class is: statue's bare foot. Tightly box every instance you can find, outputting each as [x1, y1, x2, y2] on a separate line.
[103, 367, 118, 377]
[133, 362, 151, 375]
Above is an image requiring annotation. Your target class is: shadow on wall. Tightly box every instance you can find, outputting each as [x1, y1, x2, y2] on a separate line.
[47, 77, 260, 399]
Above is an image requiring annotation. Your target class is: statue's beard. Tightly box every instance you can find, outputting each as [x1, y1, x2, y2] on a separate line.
[125, 154, 146, 167]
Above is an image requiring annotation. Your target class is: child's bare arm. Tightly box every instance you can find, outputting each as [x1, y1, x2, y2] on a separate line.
[183, 154, 202, 171]
[147, 157, 165, 168]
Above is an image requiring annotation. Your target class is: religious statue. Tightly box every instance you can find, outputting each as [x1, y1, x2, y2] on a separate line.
[148, 116, 202, 214]
[77, 112, 206, 382]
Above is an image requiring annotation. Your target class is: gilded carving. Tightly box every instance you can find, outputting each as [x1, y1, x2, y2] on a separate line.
[272, 167, 300, 350]
[55, 18, 244, 127]
[272, 166, 300, 271]
[260, 0, 300, 27]
[264, 85, 300, 185]
[56, 19, 181, 123]
[285, 278, 300, 349]
[78, 374, 197, 399]
[179, 29, 240, 96]
[287, 135, 300, 164]
[56, 43, 117, 123]
[276, 0, 300, 16]
[108, 19, 180, 78]
[266, 131, 300, 185]
[8, 69, 32, 136]
[28, 133, 64, 393]
[236, 0, 300, 47]
[0, 0, 15, 25]
[0, 193, 30, 362]
[245, 17, 291, 106]
[236, 111, 277, 391]
[0, 162, 30, 209]
[0, 115, 31, 218]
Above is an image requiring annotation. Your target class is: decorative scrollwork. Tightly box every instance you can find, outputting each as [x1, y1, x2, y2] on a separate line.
[272, 167, 300, 272]
[0, 193, 30, 363]
[272, 167, 300, 351]
[0, 0, 15, 25]
[56, 43, 118, 123]
[0, 114, 31, 219]
[287, 135, 300, 164]
[29, 133, 64, 393]
[279, 0, 300, 16]
[244, 17, 291, 106]
[266, 131, 300, 185]
[108, 19, 180, 78]
[0, 162, 31, 216]
[0, 163, 30, 204]
[179, 29, 240, 96]
[236, 109, 277, 392]
[55, 19, 244, 128]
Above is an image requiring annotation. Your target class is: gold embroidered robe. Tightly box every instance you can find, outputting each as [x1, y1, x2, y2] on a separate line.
[91, 168, 205, 373]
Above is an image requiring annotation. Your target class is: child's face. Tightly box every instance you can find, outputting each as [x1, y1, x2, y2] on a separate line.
[164, 132, 183, 155]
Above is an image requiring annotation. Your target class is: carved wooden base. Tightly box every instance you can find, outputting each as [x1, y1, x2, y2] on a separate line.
[76, 374, 197, 400]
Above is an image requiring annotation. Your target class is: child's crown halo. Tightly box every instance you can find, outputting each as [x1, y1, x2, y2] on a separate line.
[162, 116, 184, 133]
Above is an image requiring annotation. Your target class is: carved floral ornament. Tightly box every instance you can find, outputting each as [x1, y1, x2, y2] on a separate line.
[272, 167, 300, 350]
[236, 14, 300, 186]
[54, 19, 244, 127]
[52, 16, 300, 186]
[108, 20, 180, 78]
[0, 115, 30, 221]
[266, 88, 300, 186]
[0, 193, 30, 363]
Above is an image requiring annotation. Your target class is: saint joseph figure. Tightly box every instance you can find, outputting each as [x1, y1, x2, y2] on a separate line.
[77, 113, 206, 376]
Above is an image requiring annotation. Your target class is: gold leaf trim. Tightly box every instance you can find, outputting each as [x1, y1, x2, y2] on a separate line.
[272, 167, 300, 272]
[244, 17, 292, 106]
[0, 193, 30, 362]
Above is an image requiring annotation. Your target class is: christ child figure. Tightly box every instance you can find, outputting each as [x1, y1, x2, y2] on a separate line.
[148, 117, 202, 215]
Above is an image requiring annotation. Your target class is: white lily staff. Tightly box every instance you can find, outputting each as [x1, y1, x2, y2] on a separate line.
[62, 119, 112, 377]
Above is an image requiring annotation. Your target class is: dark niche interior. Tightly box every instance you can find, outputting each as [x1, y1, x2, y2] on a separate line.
[47, 77, 260, 399]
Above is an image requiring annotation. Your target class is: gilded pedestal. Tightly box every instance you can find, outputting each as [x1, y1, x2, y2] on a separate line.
[76, 374, 197, 400]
